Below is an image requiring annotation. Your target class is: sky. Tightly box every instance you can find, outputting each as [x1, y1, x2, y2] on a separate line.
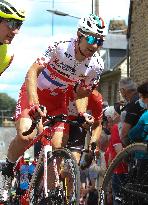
[0, 0, 130, 100]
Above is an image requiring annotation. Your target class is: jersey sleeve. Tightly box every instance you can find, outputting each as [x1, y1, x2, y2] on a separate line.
[88, 91, 103, 121]
[82, 57, 104, 90]
[35, 38, 59, 67]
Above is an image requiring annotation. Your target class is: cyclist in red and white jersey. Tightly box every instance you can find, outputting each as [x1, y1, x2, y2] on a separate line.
[2, 13, 107, 198]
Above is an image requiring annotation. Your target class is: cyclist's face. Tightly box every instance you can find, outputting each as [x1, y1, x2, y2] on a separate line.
[0, 19, 20, 44]
[78, 32, 103, 58]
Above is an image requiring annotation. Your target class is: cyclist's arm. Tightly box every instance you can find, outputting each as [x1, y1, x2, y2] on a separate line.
[90, 121, 102, 144]
[75, 89, 89, 113]
[74, 73, 95, 113]
[25, 62, 44, 105]
[89, 89, 103, 144]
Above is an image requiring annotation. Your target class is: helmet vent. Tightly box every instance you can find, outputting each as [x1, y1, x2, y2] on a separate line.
[87, 20, 91, 28]
[97, 29, 103, 34]
[0, 5, 12, 14]
[0, 0, 25, 20]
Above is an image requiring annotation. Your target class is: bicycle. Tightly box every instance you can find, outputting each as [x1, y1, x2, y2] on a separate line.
[99, 142, 148, 205]
[9, 113, 81, 205]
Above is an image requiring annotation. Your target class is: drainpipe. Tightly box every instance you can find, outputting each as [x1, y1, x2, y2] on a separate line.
[126, 0, 133, 77]
[127, 40, 130, 77]
[95, 0, 99, 15]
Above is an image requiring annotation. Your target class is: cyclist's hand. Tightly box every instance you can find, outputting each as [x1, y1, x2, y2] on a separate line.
[28, 104, 47, 120]
[90, 142, 97, 151]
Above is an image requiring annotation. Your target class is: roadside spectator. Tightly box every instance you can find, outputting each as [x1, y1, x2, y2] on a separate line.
[119, 77, 145, 146]
[80, 152, 99, 205]
[103, 101, 109, 110]
[104, 106, 128, 205]
[98, 129, 110, 168]
[98, 129, 111, 203]
[128, 81, 148, 205]
[128, 81, 148, 142]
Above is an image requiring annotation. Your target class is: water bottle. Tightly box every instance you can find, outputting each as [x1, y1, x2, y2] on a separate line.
[28, 162, 36, 181]
[28, 163, 35, 175]
[20, 164, 29, 190]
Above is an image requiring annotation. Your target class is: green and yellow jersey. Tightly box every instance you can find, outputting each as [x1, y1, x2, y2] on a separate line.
[0, 44, 14, 76]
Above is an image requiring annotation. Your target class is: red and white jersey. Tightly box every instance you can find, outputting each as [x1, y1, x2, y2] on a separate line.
[35, 36, 104, 95]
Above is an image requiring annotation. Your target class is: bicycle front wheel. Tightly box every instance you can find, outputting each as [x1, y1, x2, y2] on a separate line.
[99, 143, 148, 205]
[29, 148, 80, 205]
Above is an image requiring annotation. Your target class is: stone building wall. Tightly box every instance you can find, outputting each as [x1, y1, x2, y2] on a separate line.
[100, 59, 127, 105]
[129, 0, 148, 84]
[100, 71, 121, 105]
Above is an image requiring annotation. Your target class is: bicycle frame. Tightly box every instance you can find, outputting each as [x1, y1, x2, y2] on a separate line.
[16, 126, 60, 200]
[16, 114, 79, 203]
[29, 143, 54, 198]
[12, 113, 86, 204]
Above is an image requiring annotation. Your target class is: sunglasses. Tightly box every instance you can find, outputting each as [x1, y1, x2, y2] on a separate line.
[85, 35, 104, 46]
[3, 18, 23, 30]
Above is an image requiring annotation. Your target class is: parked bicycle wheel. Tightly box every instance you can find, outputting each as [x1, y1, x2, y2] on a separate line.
[99, 143, 148, 205]
[29, 148, 80, 205]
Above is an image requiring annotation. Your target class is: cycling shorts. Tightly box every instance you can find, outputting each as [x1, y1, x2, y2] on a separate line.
[15, 83, 69, 134]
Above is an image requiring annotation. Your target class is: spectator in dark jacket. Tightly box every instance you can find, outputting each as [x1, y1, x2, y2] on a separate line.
[128, 81, 148, 205]
[128, 81, 148, 142]
[119, 77, 145, 145]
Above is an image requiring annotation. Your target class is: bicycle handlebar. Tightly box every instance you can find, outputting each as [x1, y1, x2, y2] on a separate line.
[22, 113, 80, 136]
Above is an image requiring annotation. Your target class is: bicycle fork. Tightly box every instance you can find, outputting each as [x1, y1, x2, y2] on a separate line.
[44, 144, 52, 198]
[29, 144, 61, 197]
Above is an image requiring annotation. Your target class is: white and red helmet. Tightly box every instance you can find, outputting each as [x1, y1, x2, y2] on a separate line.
[78, 14, 107, 40]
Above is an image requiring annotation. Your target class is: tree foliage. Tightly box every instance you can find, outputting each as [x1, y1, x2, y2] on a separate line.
[0, 93, 16, 110]
[0, 93, 16, 125]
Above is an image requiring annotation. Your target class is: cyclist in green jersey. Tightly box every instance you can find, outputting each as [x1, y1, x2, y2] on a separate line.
[0, 0, 26, 76]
